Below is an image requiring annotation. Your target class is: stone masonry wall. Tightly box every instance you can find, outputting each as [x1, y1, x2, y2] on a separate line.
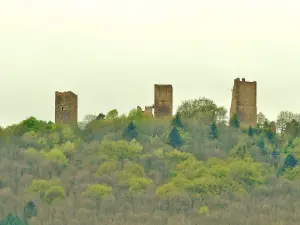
[55, 91, 78, 124]
[230, 78, 257, 127]
[154, 84, 173, 117]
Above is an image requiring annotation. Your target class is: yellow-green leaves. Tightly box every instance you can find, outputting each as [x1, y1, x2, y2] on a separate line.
[27, 179, 66, 204]
[43, 148, 68, 165]
[98, 139, 143, 161]
[96, 161, 118, 176]
[283, 166, 300, 180]
[60, 140, 76, 157]
[83, 184, 112, 200]
[155, 182, 182, 197]
[44, 186, 66, 204]
[228, 157, 264, 185]
[128, 177, 152, 192]
[27, 179, 51, 196]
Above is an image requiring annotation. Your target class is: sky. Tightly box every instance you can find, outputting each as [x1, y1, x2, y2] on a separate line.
[1, 0, 300, 127]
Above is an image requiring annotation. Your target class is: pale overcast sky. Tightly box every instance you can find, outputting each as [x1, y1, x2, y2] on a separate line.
[1, 0, 300, 127]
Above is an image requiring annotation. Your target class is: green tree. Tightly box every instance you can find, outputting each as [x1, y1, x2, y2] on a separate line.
[98, 139, 143, 161]
[168, 127, 183, 148]
[283, 153, 298, 169]
[96, 113, 105, 120]
[171, 113, 184, 129]
[248, 126, 254, 137]
[257, 137, 266, 155]
[276, 111, 299, 133]
[106, 109, 119, 120]
[82, 184, 113, 215]
[128, 108, 143, 121]
[24, 201, 37, 220]
[177, 97, 227, 122]
[209, 121, 218, 139]
[230, 113, 240, 128]
[0, 213, 25, 225]
[44, 186, 66, 204]
[123, 121, 138, 141]
[285, 119, 300, 138]
[257, 112, 268, 128]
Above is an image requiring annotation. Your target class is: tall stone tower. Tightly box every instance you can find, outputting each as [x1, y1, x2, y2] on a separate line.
[55, 91, 78, 124]
[230, 78, 257, 127]
[154, 84, 173, 117]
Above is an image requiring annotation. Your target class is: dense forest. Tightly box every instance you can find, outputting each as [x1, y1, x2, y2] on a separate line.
[1, 97, 300, 225]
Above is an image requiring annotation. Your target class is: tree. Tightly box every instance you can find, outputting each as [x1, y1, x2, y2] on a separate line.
[82, 114, 97, 124]
[229, 113, 240, 128]
[247, 126, 254, 137]
[209, 121, 218, 139]
[106, 109, 118, 120]
[98, 139, 143, 161]
[285, 119, 300, 138]
[279, 153, 298, 176]
[82, 184, 113, 215]
[123, 121, 138, 141]
[283, 153, 298, 169]
[276, 111, 299, 133]
[172, 113, 184, 129]
[257, 112, 268, 128]
[96, 113, 106, 120]
[128, 108, 143, 121]
[44, 186, 66, 204]
[168, 127, 183, 148]
[24, 201, 37, 223]
[257, 137, 266, 155]
[176, 97, 227, 123]
[0, 213, 25, 225]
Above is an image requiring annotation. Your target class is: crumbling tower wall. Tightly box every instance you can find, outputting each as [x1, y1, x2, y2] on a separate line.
[55, 91, 78, 124]
[230, 78, 257, 127]
[154, 84, 173, 117]
[143, 106, 153, 117]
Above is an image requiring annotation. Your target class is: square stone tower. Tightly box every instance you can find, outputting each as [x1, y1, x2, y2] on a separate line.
[230, 78, 257, 127]
[154, 84, 173, 117]
[55, 91, 78, 124]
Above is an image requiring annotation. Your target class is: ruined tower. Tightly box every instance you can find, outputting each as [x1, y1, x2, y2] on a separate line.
[230, 78, 257, 127]
[154, 84, 173, 117]
[55, 91, 78, 124]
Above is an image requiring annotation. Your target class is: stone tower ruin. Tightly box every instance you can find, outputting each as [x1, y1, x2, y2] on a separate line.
[55, 91, 78, 124]
[230, 78, 257, 127]
[154, 84, 173, 117]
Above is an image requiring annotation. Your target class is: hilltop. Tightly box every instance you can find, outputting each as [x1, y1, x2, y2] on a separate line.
[1, 97, 300, 225]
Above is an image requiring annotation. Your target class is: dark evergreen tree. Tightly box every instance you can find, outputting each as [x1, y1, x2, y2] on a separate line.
[171, 113, 184, 129]
[168, 127, 183, 148]
[0, 213, 25, 225]
[24, 200, 37, 221]
[96, 113, 105, 120]
[283, 153, 298, 169]
[257, 137, 266, 155]
[209, 121, 218, 139]
[123, 121, 138, 141]
[229, 113, 240, 128]
[247, 126, 254, 137]
[266, 129, 275, 143]
[278, 153, 298, 176]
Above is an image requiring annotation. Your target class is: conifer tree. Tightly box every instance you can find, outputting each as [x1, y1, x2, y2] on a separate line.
[168, 127, 183, 148]
[24, 200, 37, 223]
[0, 213, 25, 225]
[123, 121, 138, 141]
[209, 121, 218, 139]
[283, 153, 298, 169]
[230, 113, 240, 128]
[248, 126, 254, 137]
[171, 113, 184, 129]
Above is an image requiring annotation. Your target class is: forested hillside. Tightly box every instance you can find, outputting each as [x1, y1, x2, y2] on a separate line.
[1, 97, 300, 225]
